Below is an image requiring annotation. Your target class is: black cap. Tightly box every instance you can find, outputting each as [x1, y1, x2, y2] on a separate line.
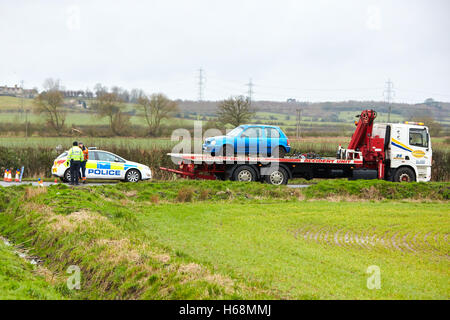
[73, 141, 78, 146]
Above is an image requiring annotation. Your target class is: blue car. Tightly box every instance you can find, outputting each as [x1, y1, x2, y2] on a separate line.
[203, 125, 291, 157]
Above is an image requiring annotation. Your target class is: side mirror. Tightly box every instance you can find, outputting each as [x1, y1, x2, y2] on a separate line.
[114, 158, 120, 162]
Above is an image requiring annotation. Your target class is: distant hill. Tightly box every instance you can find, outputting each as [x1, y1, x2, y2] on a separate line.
[175, 99, 450, 124]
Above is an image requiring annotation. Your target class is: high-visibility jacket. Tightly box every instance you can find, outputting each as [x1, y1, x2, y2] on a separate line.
[67, 146, 84, 162]
[82, 147, 89, 161]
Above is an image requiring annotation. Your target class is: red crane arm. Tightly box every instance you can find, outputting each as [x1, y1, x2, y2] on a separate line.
[347, 109, 377, 150]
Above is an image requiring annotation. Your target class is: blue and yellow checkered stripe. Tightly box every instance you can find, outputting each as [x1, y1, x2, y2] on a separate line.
[85, 162, 138, 170]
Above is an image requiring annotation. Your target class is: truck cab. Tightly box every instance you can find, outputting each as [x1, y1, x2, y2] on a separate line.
[373, 122, 432, 182]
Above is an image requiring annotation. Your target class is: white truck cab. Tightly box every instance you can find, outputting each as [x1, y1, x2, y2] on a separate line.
[373, 122, 432, 182]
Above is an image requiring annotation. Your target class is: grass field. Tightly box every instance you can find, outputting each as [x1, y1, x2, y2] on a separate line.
[0, 240, 64, 299]
[0, 96, 417, 135]
[0, 135, 448, 150]
[0, 180, 448, 299]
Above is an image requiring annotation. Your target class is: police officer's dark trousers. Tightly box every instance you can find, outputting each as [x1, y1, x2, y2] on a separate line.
[70, 160, 81, 185]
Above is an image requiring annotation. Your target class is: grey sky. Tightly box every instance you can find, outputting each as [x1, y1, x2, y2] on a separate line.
[1, 0, 449, 102]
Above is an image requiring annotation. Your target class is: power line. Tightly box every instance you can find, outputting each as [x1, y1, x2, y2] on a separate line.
[197, 68, 205, 101]
[296, 108, 302, 138]
[383, 79, 395, 122]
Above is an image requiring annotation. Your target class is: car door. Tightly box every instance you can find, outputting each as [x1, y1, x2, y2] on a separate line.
[240, 126, 262, 155]
[265, 127, 281, 156]
[95, 151, 126, 179]
[84, 150, 99, 179]
[408, 127, 431, 167]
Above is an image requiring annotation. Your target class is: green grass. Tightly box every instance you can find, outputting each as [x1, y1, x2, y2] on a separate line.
[0, 180, 448, 299]
[0, 137, 177, 149]
[0, 135, 447, 151]
[0, 241, 64, 299]
[0, 96, 34, 110]
[135, 201, 448, 299]
[303, 179, 449, 200]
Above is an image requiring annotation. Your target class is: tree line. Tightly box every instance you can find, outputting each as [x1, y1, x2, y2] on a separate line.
[33, 78, 255, 137]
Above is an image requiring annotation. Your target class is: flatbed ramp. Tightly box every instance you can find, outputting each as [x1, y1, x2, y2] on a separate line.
[161, 153, 365, 185]
[167, 153, 363, 164]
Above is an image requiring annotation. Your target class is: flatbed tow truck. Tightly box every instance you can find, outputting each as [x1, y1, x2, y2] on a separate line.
[160, 110, 432, 185]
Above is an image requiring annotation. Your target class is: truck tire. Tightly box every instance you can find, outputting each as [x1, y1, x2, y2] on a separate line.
[271, 146, 286, 158]
[393, 167, 416, 182]
[264, 167, 289, 185]
[232, 165, 257, 182]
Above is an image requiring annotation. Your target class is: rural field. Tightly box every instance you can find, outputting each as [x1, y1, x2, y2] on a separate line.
[0, 135, 449, 182]
[0, 180, 448, 299]
[1, 95, 449, 137]
[1, 75, 449, 302]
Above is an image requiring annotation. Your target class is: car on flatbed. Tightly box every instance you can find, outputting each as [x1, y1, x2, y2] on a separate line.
[52, 148, 152, 182]
[203, 124, 291, 157]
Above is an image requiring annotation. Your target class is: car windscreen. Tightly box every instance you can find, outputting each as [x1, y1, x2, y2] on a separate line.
[227, 127, 244, 137]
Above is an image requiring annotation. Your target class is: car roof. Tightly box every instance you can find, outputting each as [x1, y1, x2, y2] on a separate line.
[64, 149, 120, 156]
[239, 124, 280, 129]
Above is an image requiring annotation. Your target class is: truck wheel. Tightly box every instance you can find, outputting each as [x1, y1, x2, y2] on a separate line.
[233, 165, 257, 182]
[393, 167, 416, 182]
[125, 169, 141, 182]
[264, 167, 289, 185]
[271, 146, 286, 158]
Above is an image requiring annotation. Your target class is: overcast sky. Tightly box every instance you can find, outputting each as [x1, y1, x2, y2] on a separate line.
[1, 0, 449, 102]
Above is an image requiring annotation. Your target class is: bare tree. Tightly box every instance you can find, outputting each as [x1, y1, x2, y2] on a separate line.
[94, 83, 107, 97]
[130, 88, 145, 103]
[33, 78, 66, 135]
[43, 78, 62, 91]
[137, 93, 178, 136]
[217, 96, 254, 127]
[92, 91, 130, 136]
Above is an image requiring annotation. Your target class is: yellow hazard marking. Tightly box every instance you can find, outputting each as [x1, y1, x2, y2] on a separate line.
[111, 163, 124, 170]
[86, 161, 96, 169]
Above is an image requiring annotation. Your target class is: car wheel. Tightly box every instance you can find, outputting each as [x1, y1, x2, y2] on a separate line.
[393, 167, 416, 182]
[271, 146, 286, 158]
[232, 165, 257, 182]
[125, 169, 141, 182]
[264, 167, 289, 185]
[64, 169, 71, 183]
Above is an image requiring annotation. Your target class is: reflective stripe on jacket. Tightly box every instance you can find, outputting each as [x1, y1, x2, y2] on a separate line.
[68, 146, 84, 162]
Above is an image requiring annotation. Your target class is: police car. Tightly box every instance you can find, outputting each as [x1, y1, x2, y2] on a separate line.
[52, 148, 152, 182]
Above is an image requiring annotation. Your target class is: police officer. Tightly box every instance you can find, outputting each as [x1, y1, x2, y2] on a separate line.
[66, 141, 83, 185]
[78, 142, 89, 184]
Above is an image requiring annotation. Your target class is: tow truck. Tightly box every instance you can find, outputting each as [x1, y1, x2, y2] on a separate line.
[160, 110, 432, 184]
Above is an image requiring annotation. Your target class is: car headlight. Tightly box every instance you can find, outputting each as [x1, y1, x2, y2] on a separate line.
[210, 140, 216, 146]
